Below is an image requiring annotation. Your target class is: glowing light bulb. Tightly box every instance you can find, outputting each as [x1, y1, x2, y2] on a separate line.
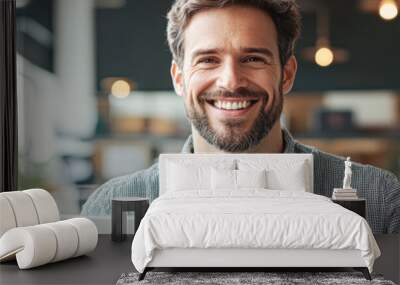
[111, 80, 131, 98]
[314, 47, 334, 67]
[379, 0, 398, 20]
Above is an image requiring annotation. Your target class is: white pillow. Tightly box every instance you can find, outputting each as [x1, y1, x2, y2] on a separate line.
[267, 164, 306, 191]
[167, 160, 235, 192]
[167, 163, 209, 191]
[211, 168, 267, 190]
[238, 160, 307, 191]
[211, 168, 236, 190]
[236, 169, 267, 189]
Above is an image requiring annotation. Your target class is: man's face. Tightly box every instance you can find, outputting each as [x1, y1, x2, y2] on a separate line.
[171, 5, 297, 152]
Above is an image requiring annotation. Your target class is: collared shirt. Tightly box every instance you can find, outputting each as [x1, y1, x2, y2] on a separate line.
[81, 129, 400, 234]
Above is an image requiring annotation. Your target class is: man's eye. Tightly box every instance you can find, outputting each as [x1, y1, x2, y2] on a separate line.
[242, 56, 267, 64]
[197, 57, 218, 64]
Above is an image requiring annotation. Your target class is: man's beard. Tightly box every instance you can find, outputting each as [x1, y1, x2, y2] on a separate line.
[185, 85, 283, 152]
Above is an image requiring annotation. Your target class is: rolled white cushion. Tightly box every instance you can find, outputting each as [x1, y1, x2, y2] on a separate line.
[24, 189, 59, 223]
[0, 226, 57, 269]
[42, 221, 79, 262]
[0, 189, 60, 239]
[0, 196, 17, 237]
[64, 218, 98, 257]
[0, 192, 39, 227]
[0, 218, 98, 269]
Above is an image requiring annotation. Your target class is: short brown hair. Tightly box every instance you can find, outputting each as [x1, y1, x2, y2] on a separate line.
[167, 0, 301, 68]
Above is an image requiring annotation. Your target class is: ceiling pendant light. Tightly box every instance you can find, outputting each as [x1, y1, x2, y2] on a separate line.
[379, 0, 398, 20]
[302, 7, 349, 67]
[315, 46, 334, 67]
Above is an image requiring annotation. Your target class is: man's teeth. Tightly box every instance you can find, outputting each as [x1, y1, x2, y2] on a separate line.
[213, 100, 251, 110]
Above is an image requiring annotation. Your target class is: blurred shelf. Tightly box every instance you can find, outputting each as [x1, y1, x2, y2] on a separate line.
[295, 133, 399, 170]
[295, 131, 400, 140]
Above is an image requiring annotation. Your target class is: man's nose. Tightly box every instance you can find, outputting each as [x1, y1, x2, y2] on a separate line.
[216, 61, 247, 92]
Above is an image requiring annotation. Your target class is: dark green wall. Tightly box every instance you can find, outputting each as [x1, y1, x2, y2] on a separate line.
[296, 1, 400, 91]
[16, 0, 400, 92]
[96, 0, 400, 91]
[96, 0, 174, 91]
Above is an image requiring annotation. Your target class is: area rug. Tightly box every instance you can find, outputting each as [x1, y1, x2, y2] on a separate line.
[116, 271, 396, 285]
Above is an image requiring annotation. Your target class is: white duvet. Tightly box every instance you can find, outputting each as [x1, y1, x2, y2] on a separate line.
[131, 190, 380, 273]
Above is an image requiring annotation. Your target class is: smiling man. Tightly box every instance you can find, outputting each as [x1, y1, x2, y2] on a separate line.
[170, 3, 296, 154]
[82, 0, 400, 234]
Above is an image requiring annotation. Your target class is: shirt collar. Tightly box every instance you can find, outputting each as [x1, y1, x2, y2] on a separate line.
[180, 127, 296, 154]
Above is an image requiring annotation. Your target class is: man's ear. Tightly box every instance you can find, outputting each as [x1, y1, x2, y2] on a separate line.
[171, 60, 184, 97]
[281, 55, 298, 95]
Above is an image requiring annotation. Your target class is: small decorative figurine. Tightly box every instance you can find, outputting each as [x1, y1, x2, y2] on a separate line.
[343, 157, 352, 189]
[332, 157, 358, 200]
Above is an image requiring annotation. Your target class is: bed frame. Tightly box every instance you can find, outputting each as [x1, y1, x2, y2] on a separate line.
[139, 248, 371, 280]
[138, 154, 372, 281]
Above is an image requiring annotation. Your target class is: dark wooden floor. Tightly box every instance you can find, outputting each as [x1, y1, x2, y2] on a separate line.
[0, 234, 398, 284]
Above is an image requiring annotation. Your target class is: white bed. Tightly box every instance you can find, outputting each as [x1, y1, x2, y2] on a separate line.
[131, 154, 380, 280]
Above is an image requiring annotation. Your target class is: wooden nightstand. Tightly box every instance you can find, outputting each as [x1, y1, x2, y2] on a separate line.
[332, 198, 366, 218]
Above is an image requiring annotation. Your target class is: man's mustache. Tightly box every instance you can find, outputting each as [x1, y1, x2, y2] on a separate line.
[198, 87, 268, 101]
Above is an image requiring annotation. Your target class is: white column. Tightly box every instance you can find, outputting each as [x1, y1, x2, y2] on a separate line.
[54, 0, 97, 138]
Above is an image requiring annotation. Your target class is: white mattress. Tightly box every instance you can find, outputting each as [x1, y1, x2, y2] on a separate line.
[131, 190, 380, 273]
